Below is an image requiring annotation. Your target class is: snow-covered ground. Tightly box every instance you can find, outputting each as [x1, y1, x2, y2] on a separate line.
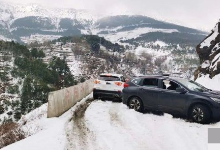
[66, 100, 219, 150]
[196, 74, 220, 91]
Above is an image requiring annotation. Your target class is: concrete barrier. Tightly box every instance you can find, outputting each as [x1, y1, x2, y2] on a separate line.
[47, 79, 94, 118]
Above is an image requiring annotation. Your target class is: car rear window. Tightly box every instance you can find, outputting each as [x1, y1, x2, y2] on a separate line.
[98, 75, 120, 81]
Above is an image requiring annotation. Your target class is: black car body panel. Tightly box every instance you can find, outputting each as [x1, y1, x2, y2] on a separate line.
[122, 76, 220, 120]
[93, 89, 122, 99]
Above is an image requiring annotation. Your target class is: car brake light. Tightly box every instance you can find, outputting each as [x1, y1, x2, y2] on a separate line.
[94, 80, 101, 84]
[115, 82, 122, 86]
[124, 83, 129, 88]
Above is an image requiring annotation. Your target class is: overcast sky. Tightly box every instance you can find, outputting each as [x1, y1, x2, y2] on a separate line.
[4, 0, 220, 31]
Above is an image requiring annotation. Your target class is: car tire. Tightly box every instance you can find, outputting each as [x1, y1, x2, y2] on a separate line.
[93, 93, 98, 99]
[189, 104, 211, 124]
[128, 97, 144, 112]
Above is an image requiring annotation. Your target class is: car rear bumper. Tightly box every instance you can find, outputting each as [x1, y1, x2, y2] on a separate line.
[93, 89, 122, 100]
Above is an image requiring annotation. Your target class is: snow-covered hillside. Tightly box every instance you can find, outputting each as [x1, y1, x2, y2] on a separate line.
[2, 94, 93, 150]
[93, 15, 207, 46]
[0, 1, 96, 25]
[0, 1, 206, 46]
[195, 21, 220, 79]
[92, 26, 178, 43]
[0, 0, 97, 42]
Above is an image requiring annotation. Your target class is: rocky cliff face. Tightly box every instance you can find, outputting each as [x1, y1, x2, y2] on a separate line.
[195, 21, 220, 79]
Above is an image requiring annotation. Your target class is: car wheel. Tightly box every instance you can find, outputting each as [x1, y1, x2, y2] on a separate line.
[128, 97, 143, 112]
[190, 104, 211, 124]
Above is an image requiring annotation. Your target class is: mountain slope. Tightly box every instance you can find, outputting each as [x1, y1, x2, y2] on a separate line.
[93, 15, 207, 47]
[0, 1, 95, 42]
[0, 1, 207, 46]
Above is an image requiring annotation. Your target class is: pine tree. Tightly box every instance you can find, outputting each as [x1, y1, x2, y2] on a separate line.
[48, 56, 77, 89]
[20, 75, 33, 114]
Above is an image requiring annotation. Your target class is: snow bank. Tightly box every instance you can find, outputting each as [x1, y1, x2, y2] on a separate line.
[196, 74, 220, 91]
[2, 93, 93, 150]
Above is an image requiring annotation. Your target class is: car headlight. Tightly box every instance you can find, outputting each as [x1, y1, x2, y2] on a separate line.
[210, 97, 220, 102]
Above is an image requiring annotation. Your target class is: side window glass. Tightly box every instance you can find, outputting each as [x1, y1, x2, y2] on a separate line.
[163, 80, 180, 91]
[142, 79, 158, 87]
[131, 78, 141, 85]
[120, 76, 125, 82]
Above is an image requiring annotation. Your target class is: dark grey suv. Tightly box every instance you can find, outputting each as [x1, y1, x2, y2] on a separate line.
[122, 76, 220, 123]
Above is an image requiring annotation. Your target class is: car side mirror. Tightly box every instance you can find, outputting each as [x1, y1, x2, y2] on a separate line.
[176, 88, 187, 94]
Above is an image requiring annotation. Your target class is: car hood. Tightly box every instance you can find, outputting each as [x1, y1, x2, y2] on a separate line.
[194, 90, 220, 99]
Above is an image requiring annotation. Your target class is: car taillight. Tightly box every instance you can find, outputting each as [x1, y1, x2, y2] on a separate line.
[115, 82, 122, 86]
[124, 83, 129, 88]
[94, 80, 100, 84]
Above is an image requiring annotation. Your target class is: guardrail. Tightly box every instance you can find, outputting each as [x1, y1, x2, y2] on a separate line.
[47, 79, 94, 118]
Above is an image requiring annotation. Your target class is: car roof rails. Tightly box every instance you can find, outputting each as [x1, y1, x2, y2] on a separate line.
[162, 73, 170, 77]
[133, 74, 164, 78]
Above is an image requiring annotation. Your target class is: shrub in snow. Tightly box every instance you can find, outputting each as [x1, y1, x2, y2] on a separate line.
[0, 122, 25, 149]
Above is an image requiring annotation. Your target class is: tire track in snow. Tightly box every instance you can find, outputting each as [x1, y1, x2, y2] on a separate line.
[108, 102, 156, 150]
[66, 99, 98, 150]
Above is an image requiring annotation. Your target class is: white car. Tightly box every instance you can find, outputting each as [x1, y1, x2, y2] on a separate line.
[93, 73, 126, 100]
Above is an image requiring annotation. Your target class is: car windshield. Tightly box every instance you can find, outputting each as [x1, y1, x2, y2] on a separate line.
[175, 78, 208, 92]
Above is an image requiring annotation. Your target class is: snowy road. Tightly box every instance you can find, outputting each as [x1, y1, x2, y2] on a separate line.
[67, 100, 220, 150]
